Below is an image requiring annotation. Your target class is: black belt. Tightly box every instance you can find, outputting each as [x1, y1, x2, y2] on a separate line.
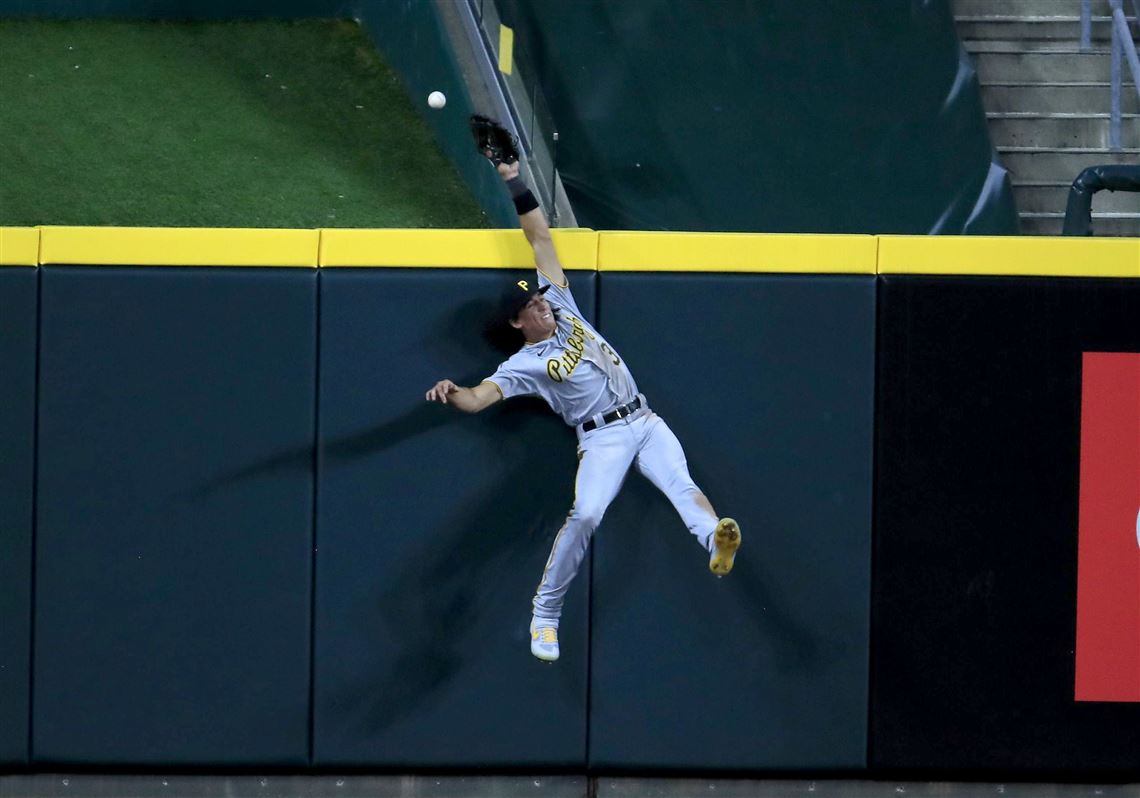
[582, 397, 642, 432]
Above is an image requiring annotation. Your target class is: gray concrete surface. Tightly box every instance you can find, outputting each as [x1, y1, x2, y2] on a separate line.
[2, 776, 1138, 798]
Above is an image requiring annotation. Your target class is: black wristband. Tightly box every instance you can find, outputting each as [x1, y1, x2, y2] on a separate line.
[513, 190, 540, 215]
[505, 176, 539, 214]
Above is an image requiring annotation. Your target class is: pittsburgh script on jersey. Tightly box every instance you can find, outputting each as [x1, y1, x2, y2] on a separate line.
[546, 314, 621, 383]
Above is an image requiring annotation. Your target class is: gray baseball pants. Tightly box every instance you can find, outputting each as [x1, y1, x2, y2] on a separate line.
[532, 406, 718, 621]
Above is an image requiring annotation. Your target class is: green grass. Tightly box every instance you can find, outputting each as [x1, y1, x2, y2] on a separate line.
[0, 19, 489, 228]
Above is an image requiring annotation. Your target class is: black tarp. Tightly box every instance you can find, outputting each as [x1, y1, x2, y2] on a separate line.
[498, 0, 1018, 235]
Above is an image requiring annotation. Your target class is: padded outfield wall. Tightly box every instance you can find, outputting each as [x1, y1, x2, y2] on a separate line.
[0, 227, 1137, 774]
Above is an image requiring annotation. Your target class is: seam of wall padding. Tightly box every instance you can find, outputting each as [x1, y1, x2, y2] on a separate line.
[306, 265, 322, 767]
[12, 227, 1140, 276]
[28, 264, 42, 765]
[0, 227, 40, 267]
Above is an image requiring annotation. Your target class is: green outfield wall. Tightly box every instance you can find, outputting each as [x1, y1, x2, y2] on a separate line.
[0, 227, 1137, 774]
[496, 0, 1017, 235]
[351, 2, 518, 229]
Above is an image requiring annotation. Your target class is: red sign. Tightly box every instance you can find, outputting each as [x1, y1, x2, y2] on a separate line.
[1074, 352, 1140, 702]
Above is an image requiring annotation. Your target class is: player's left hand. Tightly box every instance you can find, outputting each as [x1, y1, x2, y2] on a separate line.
[425, 379, 459, 404]
[497, 160, 520, 180]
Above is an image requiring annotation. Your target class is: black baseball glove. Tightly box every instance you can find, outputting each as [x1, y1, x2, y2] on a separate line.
[470, 114, 520, 165]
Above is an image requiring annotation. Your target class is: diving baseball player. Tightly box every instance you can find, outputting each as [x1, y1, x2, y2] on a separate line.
[425, 117, 740, 662]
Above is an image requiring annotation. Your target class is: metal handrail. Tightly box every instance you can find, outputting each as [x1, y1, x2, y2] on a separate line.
[1083, 0, 1140, 48]
[1108, 0, 1140, 149]
[1062, 164, 1140, 234]
[463, 0, 568, 225]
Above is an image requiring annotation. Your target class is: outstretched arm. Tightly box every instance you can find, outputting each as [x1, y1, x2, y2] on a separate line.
[425, 379, 502, 413]
[498, 160, 567, 288]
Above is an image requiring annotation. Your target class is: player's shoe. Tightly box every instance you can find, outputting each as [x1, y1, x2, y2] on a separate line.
[709, 518, 741, 576]
[530, 619, 560, 662]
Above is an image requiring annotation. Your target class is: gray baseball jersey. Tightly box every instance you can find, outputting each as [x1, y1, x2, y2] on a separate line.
[484, 272, 638, 427]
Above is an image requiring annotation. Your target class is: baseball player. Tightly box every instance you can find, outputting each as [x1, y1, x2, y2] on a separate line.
[425, 119, 740, 662]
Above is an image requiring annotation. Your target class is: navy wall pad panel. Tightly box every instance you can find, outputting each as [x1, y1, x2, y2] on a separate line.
[589, 273, 876, 770]
[312, 268, 595, 768]
[872, 276, 1140, 774]
[0, 267, 38, 765]
[33, 266, 316, 766]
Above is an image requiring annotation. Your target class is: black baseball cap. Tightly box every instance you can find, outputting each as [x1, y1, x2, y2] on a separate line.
[498, 279, 550, 322]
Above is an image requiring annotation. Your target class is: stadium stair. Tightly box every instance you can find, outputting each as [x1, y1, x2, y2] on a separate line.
[955, 0, 1140, 235]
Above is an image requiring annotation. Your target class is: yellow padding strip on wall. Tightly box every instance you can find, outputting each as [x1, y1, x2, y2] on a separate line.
[319, 228, 598, 269]
[39, 227, 319, 267]
[878, 235, 1140, 278]
[15, 227, 1140, 275]
[0, 227, 40, 266]
[597, 232, 878, 274]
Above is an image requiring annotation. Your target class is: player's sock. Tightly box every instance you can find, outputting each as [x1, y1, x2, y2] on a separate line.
[704, 527, 717, 553]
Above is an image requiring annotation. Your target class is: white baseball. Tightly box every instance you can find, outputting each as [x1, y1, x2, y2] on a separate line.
[428, 91, 446, 109]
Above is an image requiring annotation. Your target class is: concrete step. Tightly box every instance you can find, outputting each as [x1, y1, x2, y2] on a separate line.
[973, 50, 1138, 82]
[980, 82, 1140, 113]
[956, 16, 1134, 41]
[997, 146, 1140, 181]
[964, 38, 1115, 52]
[988, 112, 1140, 148]
[955, 0, 1116, 16]
[1019, 211, 1140, 235]
[1012, 181, 1140, 213]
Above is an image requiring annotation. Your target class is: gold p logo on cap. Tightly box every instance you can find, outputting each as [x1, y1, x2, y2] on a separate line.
[517, 280, 529, 291]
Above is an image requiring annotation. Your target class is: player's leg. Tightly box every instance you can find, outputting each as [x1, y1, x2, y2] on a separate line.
[633, 413, 741, 575]
[531, 426, 635, 660]
[633, 413, 717, 544]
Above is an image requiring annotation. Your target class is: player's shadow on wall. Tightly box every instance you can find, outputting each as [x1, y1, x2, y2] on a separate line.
[184, 403, 445, 497]
[338, 399, 582, 737]
[187, 294, 584, 741]
[188, 392, 582, 739]
[604, 476, 827, 673]
[186, 297, 520, 497]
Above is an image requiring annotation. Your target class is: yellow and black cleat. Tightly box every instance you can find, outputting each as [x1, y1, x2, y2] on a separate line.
[709, 518, 741, 576]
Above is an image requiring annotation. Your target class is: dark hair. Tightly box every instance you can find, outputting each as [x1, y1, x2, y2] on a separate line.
[483, 318, 524, 355]
[483, 306, 560, 355]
